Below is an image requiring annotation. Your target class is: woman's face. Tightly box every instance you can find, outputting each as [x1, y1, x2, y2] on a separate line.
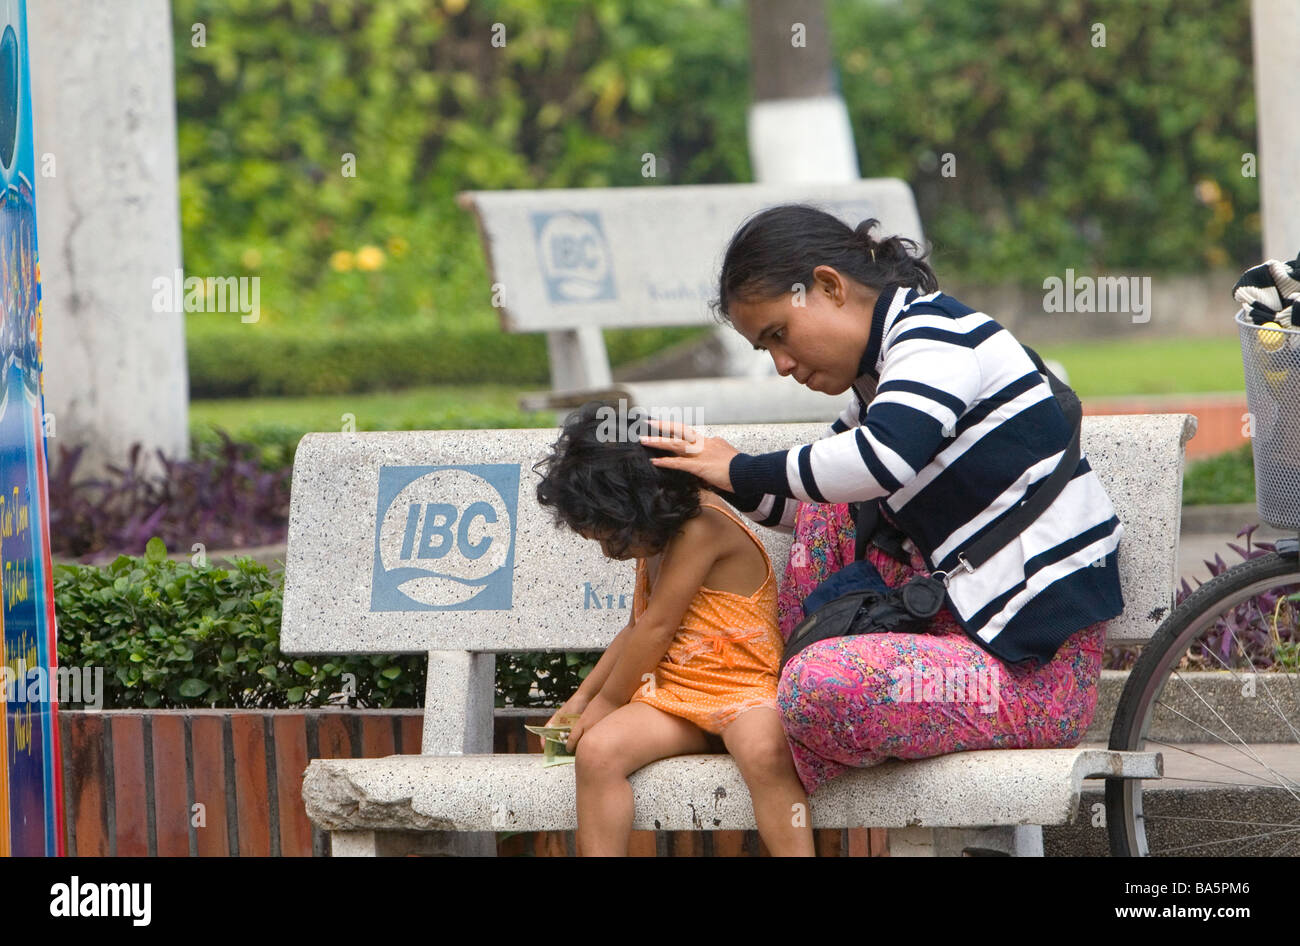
[727, 266, 878, 395]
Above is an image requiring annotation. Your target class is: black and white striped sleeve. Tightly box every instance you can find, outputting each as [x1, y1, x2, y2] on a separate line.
[727, 338, 982, 504]
[713, 391, 864, 533]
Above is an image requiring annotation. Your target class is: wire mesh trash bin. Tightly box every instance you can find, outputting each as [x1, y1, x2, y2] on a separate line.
[1237, 307, 1300, 530]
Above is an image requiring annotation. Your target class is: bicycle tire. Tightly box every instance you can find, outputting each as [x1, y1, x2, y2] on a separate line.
[1107, 540, 1300, 856]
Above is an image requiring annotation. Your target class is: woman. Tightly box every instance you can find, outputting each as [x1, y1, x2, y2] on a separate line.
[643, 204, 1124, 795]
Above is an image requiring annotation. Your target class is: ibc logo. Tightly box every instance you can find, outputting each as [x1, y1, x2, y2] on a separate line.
[370, 464, 519, 611]
[533, 210, 616, 303]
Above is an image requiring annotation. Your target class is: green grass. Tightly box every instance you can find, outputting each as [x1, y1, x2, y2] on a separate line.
[189, 335, 1259, 509]
[187, 338, 1250, 437]
[1037, 336, 1244, 398]
[1182, 443, 1256, 506]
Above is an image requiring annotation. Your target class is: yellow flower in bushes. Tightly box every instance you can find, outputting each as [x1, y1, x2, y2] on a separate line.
[241, 247, 262, 270]
[330, 250, 354, 272]
[356, 245, 385, 271]
[386, 235, 409, 258]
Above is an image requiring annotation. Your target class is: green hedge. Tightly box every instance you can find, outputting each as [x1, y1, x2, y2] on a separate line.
[53, 539, 595, 709]
[187, 321, 706, 397]
[837, 0, 1259, 282]
[172, 0, 1261, 332]
[172, 0, 748, 371]
[187, 322, 548, 397]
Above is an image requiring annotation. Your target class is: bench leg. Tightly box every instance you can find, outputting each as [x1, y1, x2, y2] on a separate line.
[329, 830, 497, 857]
[329, 831, 379, 857]
[889, 826, 1044, 857]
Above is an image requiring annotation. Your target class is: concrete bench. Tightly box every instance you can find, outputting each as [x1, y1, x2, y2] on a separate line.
[456, 179, 927, 423]
[282, 413, 1196, 856]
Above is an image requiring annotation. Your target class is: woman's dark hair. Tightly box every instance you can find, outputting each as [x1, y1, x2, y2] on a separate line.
[709, 204, 938, 322]
[533, 401, 704, 558]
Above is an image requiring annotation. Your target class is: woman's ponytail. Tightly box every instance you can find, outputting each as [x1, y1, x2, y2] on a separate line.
[853, 218, 938, 294]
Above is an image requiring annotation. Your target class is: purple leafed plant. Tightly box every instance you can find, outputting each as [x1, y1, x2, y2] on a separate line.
[1176, 524, 1300, 672]
[1104, 524, 1300, 672]
[49, 433, 291, 562]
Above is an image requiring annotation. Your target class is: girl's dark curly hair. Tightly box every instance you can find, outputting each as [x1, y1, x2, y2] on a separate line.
[534, 401, 704, 558]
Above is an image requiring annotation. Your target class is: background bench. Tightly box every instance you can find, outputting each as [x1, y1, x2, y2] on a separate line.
[282, 413, 1196, 856]
[456, 180, 925, 423]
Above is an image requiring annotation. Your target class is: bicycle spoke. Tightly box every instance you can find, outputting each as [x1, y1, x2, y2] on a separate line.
[1142, 813, 1300, 827]
[1164, 670, 1300, 801]
[1142, 736, 1299, 792]
[1155, 825, 1300, 856]
[1140, 774, 1298, 789]
[1188, 616, 1300, 744]
[1263, 821, 1300, 857]
[1235, 593, 1300, 732]
[1112, 551, 1300, 857]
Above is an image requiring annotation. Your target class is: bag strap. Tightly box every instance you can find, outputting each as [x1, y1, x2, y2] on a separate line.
[943, 344, 1082, 576]
[852, 498, 908, 563]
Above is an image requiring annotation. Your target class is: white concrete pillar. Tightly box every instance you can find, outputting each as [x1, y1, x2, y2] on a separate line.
[28, 0, 188, 474]
[1251, 0, 1300, 262]
[723, 0, 860, 378]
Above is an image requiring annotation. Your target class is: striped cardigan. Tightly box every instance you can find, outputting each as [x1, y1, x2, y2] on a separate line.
[724, 284, 1125, 666]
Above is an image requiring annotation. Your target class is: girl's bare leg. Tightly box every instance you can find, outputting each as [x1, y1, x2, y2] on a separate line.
[574, 702, 709, 856]
[722, 707, 816, 856]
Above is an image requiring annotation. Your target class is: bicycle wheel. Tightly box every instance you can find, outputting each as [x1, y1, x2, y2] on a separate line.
[1107, 537, 1300, 856]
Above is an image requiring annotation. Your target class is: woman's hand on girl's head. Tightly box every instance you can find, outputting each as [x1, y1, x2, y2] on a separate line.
[641, 420, 738, 493]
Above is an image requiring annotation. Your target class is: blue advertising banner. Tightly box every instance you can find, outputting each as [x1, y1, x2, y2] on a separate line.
[0, 0, 62, 857]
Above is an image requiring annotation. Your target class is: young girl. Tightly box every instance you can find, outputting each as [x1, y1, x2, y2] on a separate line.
[534, 402, 814, 857]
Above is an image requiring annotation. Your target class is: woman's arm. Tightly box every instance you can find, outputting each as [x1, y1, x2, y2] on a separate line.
[648, 343, 983, 506]
[641, 397, 862, 533]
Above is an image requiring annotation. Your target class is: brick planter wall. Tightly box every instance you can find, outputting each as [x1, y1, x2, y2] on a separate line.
[59, 709, 887, 857]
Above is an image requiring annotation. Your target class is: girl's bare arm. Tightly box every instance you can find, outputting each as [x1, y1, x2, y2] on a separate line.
[572, 620, 634, 701]
[595, 516, 721, 706]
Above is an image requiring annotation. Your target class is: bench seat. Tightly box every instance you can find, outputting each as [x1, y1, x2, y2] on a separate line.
[282, 414, 1195, 855]
[303, 748, 1161, 833]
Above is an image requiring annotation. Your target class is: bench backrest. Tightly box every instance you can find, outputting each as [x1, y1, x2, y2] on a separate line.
[457, 179, 924, 334]
[280, 414, 1196, 658]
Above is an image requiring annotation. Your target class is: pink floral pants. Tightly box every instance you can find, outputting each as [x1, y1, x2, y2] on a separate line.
[777, 501, 1107, 795]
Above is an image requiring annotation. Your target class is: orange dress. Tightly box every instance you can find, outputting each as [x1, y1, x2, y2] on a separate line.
[628, 499, 783, 734]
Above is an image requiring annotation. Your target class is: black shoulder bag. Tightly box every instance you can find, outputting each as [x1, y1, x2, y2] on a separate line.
[780, 345, 1082, 675]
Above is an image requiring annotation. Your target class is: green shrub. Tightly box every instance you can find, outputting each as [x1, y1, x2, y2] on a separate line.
[173, 0, 1262, 328]
[187, 320, 707, 397]
[836, 0, 1259, 282]
[190, 423, 307, 471]
[172, 0, 748, 352]
[186, 322, 550, 397]
[53, 538, 425, 709]
[53, 539, 598, 709]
